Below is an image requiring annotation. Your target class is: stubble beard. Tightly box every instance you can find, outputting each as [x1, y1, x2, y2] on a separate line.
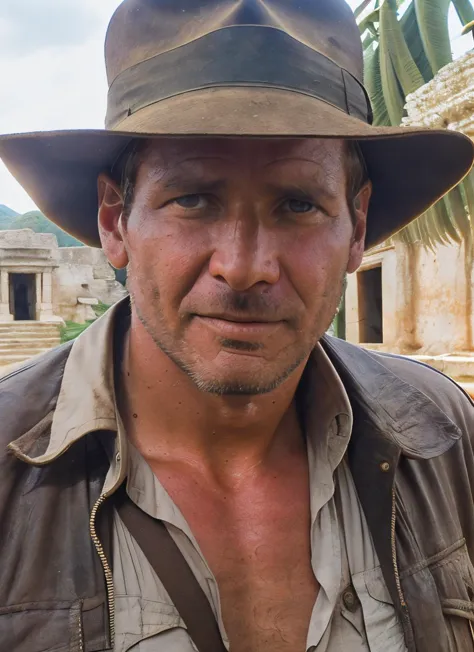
[128, 272, 346, 397]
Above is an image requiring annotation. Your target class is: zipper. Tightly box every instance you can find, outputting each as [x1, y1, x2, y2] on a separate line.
[78, 617, 84, 652]
[390, 487, 406, 609]
[391, 484, 416, 649]
[90, 494, 115, 646]
[78, 602, 84, 652]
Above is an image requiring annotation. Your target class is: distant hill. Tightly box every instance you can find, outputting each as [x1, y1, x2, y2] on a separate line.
[0, 204, 19, 219]
[0, 206, 83, 247]
[0, 204, 19, 230]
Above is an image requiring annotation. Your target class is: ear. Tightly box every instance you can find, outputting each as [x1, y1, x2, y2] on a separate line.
[97, 173, 129, 269]
[347, 181, 372, 274]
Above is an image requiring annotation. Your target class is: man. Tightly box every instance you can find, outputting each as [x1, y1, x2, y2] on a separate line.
[0, 1, 473, 651]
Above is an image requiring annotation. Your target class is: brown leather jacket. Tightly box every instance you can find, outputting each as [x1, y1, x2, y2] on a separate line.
[0, 334, 473, 652]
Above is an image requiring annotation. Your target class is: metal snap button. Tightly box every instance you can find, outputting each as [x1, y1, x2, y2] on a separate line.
[380, 461, 390, 472]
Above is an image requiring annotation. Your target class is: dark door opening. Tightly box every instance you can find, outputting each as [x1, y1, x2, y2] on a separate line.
[357, 266, 383, 344]
[9, 273, 36, 321]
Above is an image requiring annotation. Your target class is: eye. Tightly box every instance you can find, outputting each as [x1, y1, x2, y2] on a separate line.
[173, 194, 207, 209]
[283, 199, 315, 213]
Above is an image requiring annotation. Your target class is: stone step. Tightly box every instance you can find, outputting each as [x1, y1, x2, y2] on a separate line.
[0, 321, 60, 328]
[0, 332, 60, 341]
[0, 337, 60, 349]
[410, 355, 474, 382]
[0, 327, 60, 337]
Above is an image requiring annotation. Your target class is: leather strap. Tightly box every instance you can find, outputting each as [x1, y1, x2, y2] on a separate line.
[114, 485, 227, 652]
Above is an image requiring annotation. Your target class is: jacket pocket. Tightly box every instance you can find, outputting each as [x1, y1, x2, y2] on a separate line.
[430, 539, 474, 649]
[426, 539, 474, 615]
[0, 602, 81, 652]
[402, 538, 474, 650]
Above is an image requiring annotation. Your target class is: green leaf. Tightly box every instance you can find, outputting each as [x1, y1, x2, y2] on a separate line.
[364, 43, 392, 125]
[362, 32, 378, 48]
[453, 0, 474, 27]
[444, 185, 472, 240]
[414, 0, 452, 75]
[355, 0, 375, 19]
[400, 3, 434, 83]
[379, 7, 406, 123]
[359, 9, 381, 34]
[458, 171, 474, 235]
[60, 320, 95, 343]
[380, 0, 425, 96]
[433, 199, 463, 243]
[92, 301, 111, 318]
[398, 216, 422, 244]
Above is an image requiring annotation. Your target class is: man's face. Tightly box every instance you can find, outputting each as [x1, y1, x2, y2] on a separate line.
[100, 138, 369, 395]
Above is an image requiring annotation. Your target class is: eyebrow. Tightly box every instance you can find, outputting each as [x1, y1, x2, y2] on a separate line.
[263, 182, 339, 203]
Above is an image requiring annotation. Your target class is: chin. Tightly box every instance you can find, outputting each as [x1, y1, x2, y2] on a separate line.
[187, 356, 307, 396]
[191, 377, 282, 396]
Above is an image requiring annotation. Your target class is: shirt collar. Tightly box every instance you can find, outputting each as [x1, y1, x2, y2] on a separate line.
[13, 296, 458, 469]
[13, 298, 352, 482]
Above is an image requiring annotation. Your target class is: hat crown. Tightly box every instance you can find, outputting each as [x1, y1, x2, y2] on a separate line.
[105, 0, 363, 87]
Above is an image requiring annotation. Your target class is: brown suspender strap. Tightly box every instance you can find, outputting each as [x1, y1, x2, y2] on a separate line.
[114, 485, 227, 652]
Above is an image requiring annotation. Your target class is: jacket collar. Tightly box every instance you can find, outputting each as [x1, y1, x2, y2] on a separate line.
[321, 335, 461, 459]
[8, 300, 121, 466]
[9, 298, 461, 464]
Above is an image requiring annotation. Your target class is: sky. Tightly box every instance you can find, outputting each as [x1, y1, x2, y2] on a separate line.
[0, 0, 472, 214]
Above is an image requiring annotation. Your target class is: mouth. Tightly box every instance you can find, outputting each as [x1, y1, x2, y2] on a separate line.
[193, 314, 284, 338]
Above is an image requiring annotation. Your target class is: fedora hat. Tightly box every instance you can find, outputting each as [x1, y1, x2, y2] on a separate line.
[0, 0, 472, 249]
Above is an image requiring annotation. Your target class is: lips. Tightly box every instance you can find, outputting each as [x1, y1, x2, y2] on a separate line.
[198, 312, 282, 324]
[194, 315, 283, 339]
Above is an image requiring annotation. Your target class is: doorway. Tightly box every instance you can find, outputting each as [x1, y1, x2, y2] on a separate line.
[9, 273, 37, 321]
[357, 265, 383, 344]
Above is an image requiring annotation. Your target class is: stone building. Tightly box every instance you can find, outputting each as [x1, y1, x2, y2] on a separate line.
[0, 228, 126, 324]
[0, 229, 127, 367]
[345, 51, 474, 394]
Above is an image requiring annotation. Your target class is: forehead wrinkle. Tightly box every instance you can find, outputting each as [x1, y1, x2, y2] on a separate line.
[145, 155, 232, 183]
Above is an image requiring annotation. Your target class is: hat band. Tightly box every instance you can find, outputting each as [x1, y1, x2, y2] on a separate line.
[106, 25, 372, 129]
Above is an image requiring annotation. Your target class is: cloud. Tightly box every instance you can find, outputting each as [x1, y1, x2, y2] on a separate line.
[0, 0, 106, 58]
[0, 0, 121, 213]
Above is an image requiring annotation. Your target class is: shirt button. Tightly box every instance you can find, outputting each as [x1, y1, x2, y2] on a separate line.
[380, 461, 391, 472]
[343, 588, 358, 612]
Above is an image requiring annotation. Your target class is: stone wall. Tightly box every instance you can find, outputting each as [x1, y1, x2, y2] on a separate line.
[346, 50, 474, 364]
[403, 51, 474, 137]
[346, 239, 473, 355]
[53, 247, 127, 322]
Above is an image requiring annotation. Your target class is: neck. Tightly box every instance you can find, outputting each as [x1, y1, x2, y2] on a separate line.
[118, 317, 307, 482]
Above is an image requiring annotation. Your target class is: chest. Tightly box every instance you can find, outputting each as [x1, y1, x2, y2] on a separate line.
[156, 466, 318, 652]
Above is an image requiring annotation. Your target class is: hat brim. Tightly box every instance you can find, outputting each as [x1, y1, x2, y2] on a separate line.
[0, 87, 472, 249]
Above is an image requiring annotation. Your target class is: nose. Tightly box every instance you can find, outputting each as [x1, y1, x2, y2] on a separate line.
[208, 217, 280, 291]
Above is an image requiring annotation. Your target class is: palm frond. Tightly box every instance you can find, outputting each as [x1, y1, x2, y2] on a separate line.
[364, 43, 392, 125]
[355, 0, 375, 19]
[414, 0, 453, 74]
[380, 0, 425, 95]
[400, 2, 433, 82]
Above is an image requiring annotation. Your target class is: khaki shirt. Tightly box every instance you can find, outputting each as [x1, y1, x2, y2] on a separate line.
[47, 304, 407, 651]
